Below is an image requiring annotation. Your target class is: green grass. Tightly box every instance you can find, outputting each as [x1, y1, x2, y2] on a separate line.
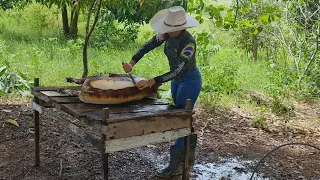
[0, 2, 317, 120]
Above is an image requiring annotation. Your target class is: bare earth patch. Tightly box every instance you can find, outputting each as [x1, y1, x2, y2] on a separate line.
[0, 100, 319, 180]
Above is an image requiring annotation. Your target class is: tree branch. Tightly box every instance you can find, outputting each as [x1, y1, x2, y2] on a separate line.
[232, 0, 239, 29]
[87, 0, 103, 38]
[86, 0, 96, 34]
[300, 12, 320, 80]
[274, 24, 300, 75]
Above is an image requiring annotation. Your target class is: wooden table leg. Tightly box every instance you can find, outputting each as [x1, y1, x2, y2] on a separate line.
[33, 78, 40, 167]
[182, 135, 191, 180]
[102, 108, 109, 180]
[182, 99, 192, 180]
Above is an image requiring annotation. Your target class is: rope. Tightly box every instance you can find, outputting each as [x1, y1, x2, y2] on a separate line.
[250, 142, 320, 180]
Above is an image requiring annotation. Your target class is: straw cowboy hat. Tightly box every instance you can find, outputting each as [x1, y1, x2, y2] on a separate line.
[151, 6, 199, 34]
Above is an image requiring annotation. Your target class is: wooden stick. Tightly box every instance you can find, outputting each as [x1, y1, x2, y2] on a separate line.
[102, 108, 109, 180]
[33, 78, 40, 167]
[182, 99, 192, 180]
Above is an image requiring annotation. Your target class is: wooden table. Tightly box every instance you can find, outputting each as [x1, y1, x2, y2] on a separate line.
[31, 78, 194, 180]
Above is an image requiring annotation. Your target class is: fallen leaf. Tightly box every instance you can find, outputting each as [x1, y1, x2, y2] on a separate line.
[6, 119, 19, 127]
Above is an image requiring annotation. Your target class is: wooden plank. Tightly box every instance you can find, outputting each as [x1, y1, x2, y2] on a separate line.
[182, 99, 192, 180]
[33, 86, 81, 91]
[50, 97, 82, 104]
[104, 111, 191, 140]
[38, 99, 54, 108]
[31, 101, 44, 114]
[31, 90, 51, 102]
[101, 108, 109, 180]
[58, 103, 175, 120]
[40, 90, 78, 97]
[105, 128, 191, 153]
[68, 123, 102, 150]
[33, 78, 40, 167]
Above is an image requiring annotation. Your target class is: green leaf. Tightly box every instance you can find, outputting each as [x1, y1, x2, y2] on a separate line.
[218, 5, 226, 11]
[0, 66, 7, 77]
[199, 18, 204, 24]
[216, 20, 223, 27]
[251, 28, 259, 35]
[259, 14, 269, 25]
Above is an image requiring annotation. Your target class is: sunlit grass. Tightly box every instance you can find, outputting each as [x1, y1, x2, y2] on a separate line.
[0, 2, 310, 118]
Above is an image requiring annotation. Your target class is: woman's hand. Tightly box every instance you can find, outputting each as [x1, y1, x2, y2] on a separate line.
[122, 60, 136, 73]
[136, 79, 155, 90]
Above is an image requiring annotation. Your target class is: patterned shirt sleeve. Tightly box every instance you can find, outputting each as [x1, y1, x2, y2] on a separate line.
[131, 33, 166, 63]
[153, 42, 196, 84]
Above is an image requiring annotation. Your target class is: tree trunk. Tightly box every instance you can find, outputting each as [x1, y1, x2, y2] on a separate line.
[252, 34, 259, 62]
[82, 36, 89, 78]
[82, 0, 103, 78]
[182, 0, 188, 11]
[70, 1, 79, 38]
[61, 4, 70, 36]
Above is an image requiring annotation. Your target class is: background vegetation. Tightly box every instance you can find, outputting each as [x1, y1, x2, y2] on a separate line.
[0, 0, 319, 124]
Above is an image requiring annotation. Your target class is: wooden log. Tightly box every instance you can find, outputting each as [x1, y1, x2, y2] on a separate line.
[105, 128, 191, 153]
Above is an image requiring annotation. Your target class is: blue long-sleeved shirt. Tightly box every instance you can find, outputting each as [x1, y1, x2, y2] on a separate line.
[131, 30, 197, 84]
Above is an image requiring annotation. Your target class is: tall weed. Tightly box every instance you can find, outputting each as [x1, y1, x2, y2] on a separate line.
[264, 62, 296, 118]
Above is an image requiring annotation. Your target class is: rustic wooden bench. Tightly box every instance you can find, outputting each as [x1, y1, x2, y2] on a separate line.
[31, 78, 194, 180]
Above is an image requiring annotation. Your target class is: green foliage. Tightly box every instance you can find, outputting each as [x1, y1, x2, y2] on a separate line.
[252, 116, 266, 128]
[192, 31, 220, 66]
[264, 62, 296, 116]
[157, 89, 174, 105]
[0, 63, 32, 96]
[92, 9, 140, 48]
[0, 3, 61, 40]
[0, 0, 30, 10]
[106, 0, 191, 24]
[201, 56, 241, 95]
[0, 0, 319, 124]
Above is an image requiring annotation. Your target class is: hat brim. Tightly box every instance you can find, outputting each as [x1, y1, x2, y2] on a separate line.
[150, 9, 200, 34]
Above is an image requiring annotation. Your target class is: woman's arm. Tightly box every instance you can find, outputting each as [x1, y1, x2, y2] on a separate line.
[122, 60, 136, 73]
[131, 34, 166, 63]
[123, 34, 167, 73]
[153, 42, 196, 84]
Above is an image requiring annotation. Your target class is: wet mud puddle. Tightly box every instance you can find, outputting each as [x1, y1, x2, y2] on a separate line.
[135, 147, 269, 180]
[192, 158, 268, 180]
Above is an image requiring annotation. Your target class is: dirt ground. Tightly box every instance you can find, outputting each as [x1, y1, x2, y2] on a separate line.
[0, 99, 320, 180]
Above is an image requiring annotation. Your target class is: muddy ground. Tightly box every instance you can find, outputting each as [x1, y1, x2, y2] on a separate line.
[0, 100, 320, 180]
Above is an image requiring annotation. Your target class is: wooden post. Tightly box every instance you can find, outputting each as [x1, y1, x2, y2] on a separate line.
[102, 108, 109, 180]
[33, 78, 40, 167]
[182, 99, 192, 180]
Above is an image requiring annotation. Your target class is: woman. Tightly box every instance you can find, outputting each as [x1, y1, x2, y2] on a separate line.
[122, 6, 202, 177]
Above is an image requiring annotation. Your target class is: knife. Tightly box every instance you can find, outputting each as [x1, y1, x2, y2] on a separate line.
[122, 62, 138, 87]
[128, 72, 138, 87]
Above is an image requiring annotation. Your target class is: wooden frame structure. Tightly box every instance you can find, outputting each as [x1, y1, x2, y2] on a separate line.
[31, 78, 194, 180]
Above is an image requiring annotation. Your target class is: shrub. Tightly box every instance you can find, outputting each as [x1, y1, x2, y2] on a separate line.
[0, 63, 32, 97]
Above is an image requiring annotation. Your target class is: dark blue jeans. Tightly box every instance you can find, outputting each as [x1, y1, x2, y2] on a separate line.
[171, 68, 202, 148]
